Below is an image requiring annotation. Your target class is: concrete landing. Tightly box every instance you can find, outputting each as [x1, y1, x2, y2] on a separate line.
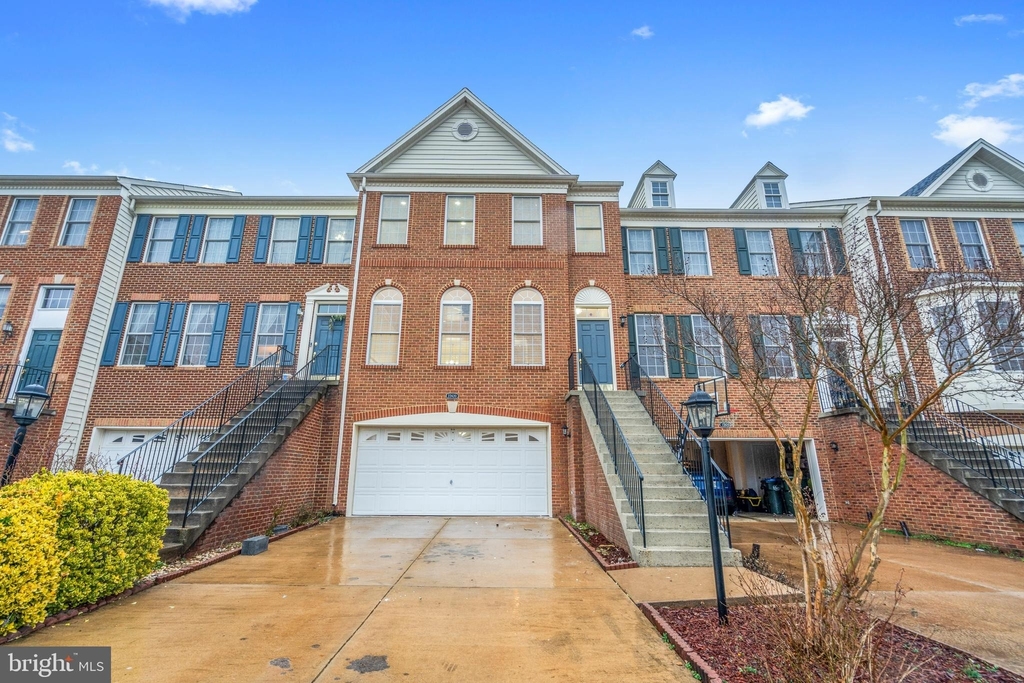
[611, 565, 795, 605]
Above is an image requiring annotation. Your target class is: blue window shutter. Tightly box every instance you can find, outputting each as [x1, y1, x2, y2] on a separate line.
[669, 228, 684, 274]
[169, 215, 190, 263]
[207, 302, 231, 367]
[283, 302, 301, 363]
[749, 315, 768, 378]
[664, 315, 683, 378]
[310, 216, 327, 264]
[227, 215, 245, 263]
[678, 315, 698, 378]
[790, 316, 812, 379]
[295, 216, 312, 263]
[126, 215, 151, 263]
[654, 228, 669, 274]
[236, 303, 259, 366]
[101, 302, 130, 365]
[253, 216, 272, 263]
[826, 228, 847, 275]
[627, 315, 637, 359]
[161, 303, 187, 366]
[787, 228, 806, 275]
[734, 229, 751, 275]
[184, 215, 206, 263]
[620, 227, 629, 273]
[145, 302, 172, 366]
[722, 316, 740, 378]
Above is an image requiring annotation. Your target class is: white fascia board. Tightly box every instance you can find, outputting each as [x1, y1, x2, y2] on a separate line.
[355, 412, 549, 427]
[0, 176, 124, 196]
[134, 197, 359, 215]
[358, 173, 578, 195]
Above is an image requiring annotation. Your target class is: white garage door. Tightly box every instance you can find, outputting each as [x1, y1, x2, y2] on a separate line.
[352, 426, 548, 516]
[94, 429, 162, 475]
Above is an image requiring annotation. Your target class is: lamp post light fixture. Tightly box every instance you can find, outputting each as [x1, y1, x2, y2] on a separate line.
[684, 389, 728, 624]
[0, 383, 50, 487]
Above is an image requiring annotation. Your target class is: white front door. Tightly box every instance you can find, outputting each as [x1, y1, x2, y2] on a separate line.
[352, 426, 548, 515]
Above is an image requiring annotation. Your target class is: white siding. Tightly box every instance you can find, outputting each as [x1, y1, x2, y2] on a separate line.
[931, 160, 1024, 199]
[628, 186, 648, 208]
[379, 106, 550, 175]
[734, 185, 760, 210]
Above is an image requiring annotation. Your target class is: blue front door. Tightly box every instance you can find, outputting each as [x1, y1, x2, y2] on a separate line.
[312, 315, 343, 375]
[20, 330, 62, 390]
[577, 320, 612, 384]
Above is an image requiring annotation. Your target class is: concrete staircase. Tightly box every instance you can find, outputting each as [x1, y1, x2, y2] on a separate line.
[156, 379, 333, 560]
[578, 390, 741, 567]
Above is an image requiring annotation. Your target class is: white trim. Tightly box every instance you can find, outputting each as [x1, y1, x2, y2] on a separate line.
[177, 302, 217, 367]
[511, 288, 545, 367]
[746, 228, 779, 277]
[118, 301, 157, 367]
[511, 195, 544, 246]
[143, 215, 177, 263]
[573, 203, 605, 253]
[200, 216, 232, 264]
[252, 302, 287, 366]
[572, 289, 618, 390]
[625, 227, 656, 276]
[898, 218, 938, 269]
[574, 287, 612, 306]
[366, 287, 403, 366]
[2, 196, 39, 246]
[437, 287, 473, 366]
[268, 216, 300, 264]
[952, 219, 992, 269]
[15, 285, 74, 394]
[647, 178, 674, 208]
[797, 228, 834, 276]
[325, 217, 356, 264]
[58, 197, 97, 247]
[297, 285, 349, 369]
[760, 180, 789, 209]
[443, 194, 476, 245]
[634, 313, 669, 378]
[377, 194, 410, 245]
[680, 228, 713, 276]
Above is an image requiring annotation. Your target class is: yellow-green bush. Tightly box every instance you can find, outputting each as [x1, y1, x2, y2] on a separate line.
[0, 471, 169, 630]
[0, 478, 65, 635]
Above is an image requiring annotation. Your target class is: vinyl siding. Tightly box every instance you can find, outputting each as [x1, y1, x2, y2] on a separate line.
[734, 185, 760, 210]
[931, 160, 1024, 199]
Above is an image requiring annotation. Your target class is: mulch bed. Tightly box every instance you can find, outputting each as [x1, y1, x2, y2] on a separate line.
[560, 518, 637, 570]
[652, 604, 1023, 683]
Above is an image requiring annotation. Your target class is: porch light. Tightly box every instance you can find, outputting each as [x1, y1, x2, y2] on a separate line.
[684, 390, 716, 439]
[618, 314, 627, 328]
[13, 383, 49, 426]
[1, 321, 12, 340]
[561, 424, 570, 438]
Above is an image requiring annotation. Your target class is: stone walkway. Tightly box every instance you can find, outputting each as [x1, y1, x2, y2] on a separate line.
[12, 517, 694, 682]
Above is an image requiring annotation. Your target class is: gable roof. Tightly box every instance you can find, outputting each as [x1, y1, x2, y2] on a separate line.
[350, 89, 570, 185]
[627, 160, 677, 208]
[730, 162, 788, 208]
[902, 139, 1024, 197]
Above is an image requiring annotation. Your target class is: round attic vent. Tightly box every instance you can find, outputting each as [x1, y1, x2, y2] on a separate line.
[452, 120, 478, 141]
[966, 169, 992, 192]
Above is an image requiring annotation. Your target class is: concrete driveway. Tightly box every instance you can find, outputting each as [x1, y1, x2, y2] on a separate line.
[14, 517, 692, 682]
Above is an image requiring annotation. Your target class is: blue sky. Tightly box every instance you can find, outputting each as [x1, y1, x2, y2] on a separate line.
[1, 1, 1022, 205]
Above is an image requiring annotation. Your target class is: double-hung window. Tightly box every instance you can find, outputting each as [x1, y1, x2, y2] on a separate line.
[3, 198, 39, 246]
[269, 218, 300, 263]
[954, 221, 989, 269]
[900, 219, 935, 269]
[692, 315, 724, 377]
[202, 217, 233, 263]
[254, 304, 288, 364]
[636, 314, 667, 377]
[651, 181, 669, 207]
[680, 230, 711, 275]
[763, 182, 783, 208]
[978, 301, 1024, 372]
[378, 195, 409, 245]
[760, 315, 796, 378]
[41, 287, 73, 309]
[445, 195, 475, 245]
[627, 229, 656, 275]
[60, 198, 96, 246]
[120, 303, 159, 366]
[146, 217, 177, 262]
[512, 196, 542, 245]
[747, 230, 778, 276]
[512, 288, 544, 366]
[799, 230, 831, 276]
[367, 288, 403, 365]
[327, 218, 354, 264]
[0, 286, 9, 320]
[574, 204, 604, 253]
[931, 306, 970, 373]
[179, 303, 218, 366]
[1014, 220, 1024, 258]
[439, 288, 472, 366]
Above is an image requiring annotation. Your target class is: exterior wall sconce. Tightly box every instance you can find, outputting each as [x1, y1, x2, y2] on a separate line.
[561, 424, 570, 438]
[1, 321, 12, 340]
[618, 315, 627, 328]
[446, 392, 458, 413]
[829, 441, 840, 453]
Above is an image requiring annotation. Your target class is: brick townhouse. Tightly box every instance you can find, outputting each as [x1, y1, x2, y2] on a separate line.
[0, 90, 1021, 559]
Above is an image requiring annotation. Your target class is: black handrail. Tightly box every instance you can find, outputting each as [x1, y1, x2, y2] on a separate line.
[817, 374, 861, 413]
[0, 363, 58, 404]
[570, 352, 646, 547]
[181, 345, 338, 527]
[117, 346, 293, 483]
[622, 354, 732, 546]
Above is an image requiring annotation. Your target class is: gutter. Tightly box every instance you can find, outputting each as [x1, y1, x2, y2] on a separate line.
[333, 177, 368, 508]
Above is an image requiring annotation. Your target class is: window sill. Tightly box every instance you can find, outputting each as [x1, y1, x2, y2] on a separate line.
[364, 363, 402, 369]
[195, 262, 229, 267]
[440, 244, 478, 249]
[373, 243, 410, 249]
[435, 364, 474, 370]
[174, 365, 210, 371]
[0, 245, 29, 249]
[51, 245, 88, 250]
[510, 244, 545, 250]
[572, 251, 607, 256]
[509, 364, 548, 370]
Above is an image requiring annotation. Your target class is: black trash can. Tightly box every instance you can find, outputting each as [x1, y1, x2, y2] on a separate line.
[761, 477, 785, 515]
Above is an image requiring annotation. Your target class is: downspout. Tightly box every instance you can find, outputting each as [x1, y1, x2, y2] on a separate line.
[333, 177, 368, 508]
[869, 199, 920, 400]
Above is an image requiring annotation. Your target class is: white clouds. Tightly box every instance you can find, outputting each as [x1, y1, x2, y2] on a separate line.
[630, 25, 653, 39]
[963, 73, 1024, 109]
[63, 160, 99, 174]
[146, 0, 256, 20]
[744, 95, 813, 128]
[954, 13, 1005, 25]
[933, 114, 1021, 147]
[2, 113, 34, 152]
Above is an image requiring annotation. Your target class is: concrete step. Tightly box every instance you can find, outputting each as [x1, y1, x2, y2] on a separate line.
[643, 485, 704, 501]
[636, 546, 742, 568]
[621, 498, 707, 515]
[159, 543, 184, 562]
[643, 512, 714, 531]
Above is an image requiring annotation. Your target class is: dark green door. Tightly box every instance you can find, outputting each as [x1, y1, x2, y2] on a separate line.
[21, 330, 62, 389]
[312, 315, 343, 375]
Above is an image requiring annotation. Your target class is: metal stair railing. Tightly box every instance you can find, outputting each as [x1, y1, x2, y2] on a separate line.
[116, 346, 292, 483]
[570, 352, 646, 547]
[0, 362, 59, 404]
[181, 345, 339, 527]
[622, 354, 732, 546]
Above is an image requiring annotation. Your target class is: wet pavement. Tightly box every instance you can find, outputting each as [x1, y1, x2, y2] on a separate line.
[12, 517, 693, 682]
[730, 514, 1024, 676]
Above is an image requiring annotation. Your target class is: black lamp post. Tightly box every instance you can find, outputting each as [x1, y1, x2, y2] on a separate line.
[1, 383, 50, 487]
[684, 389, 728, 624]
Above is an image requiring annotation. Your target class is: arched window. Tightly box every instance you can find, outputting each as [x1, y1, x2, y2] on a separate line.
[512, 288, 544, 366]
[438, 287, 472, 366]
[367, 288, 403, 365]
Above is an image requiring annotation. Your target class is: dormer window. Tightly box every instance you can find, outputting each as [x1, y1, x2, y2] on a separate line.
[763, 182, 783, 208]
[650, 181, 670, 207]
